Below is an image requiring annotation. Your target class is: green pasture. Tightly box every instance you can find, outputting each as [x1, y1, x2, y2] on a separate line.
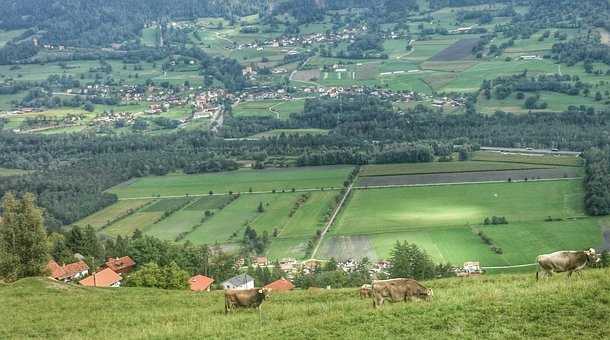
[333, 180, 584, 236]
[74, 199, 154, 230]
[0, 167, 32, 177]
[108, 166, 353, 199]
[477, 91, 608, 114]
[232, 99, 304, 119]
[5, 271, 610, 339]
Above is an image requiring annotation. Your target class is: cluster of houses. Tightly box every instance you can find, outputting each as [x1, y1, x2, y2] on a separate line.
[236, 26, 369, 51]
[47, 256, 136, 288]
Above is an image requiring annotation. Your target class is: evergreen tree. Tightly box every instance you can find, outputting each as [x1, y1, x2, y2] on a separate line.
[0, 192, 49, 281]
[389, 241, 436, 280]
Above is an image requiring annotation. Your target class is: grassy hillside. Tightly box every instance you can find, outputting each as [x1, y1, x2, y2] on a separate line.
[1, 270, 609, 339]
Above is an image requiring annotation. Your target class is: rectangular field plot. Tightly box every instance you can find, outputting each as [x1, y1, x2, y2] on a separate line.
[74, 199, 154, 230]
[109, 166, 353, 199]
[472, 151, 581, 167]
[279, 191, 336, 238]
[145, 208, 205, 241]
[183, 193, 300, 245]
[429, 38, 480, 61]
[479, 220, 603, 267]
[357, 167, 582, 187]
[141, 197, 192, 212]
[333, 180, 584, 235]
[266, 237, 308, 260]
[359, 161, 551, 177]
[184, 195, 233, 211]
[103, 211, 164, 237]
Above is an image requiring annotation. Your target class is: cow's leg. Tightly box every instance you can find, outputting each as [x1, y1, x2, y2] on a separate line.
[567, 270, 573, 279]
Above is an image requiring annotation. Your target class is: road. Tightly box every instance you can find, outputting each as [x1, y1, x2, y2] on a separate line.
[310, 181, 355, 259]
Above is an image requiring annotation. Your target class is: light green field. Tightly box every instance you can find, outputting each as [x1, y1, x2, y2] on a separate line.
[183, 193, 288, 244]
[0, 168, 31, 177]
[109, 166, 353, 199]
[472, 151, 581, 167]
[477, 91, 608, 114]
[232, 99, 305, 119]
[0, 29, 25, 47]
[74, 199, 154, 230]
[251, 129, 329, 138]
[479, 219, 603, 266]
[333, 180, 584, 235]
[145, 207, 204, 241]
[103, 211, 164, 237]
[360, 161, 552, 177]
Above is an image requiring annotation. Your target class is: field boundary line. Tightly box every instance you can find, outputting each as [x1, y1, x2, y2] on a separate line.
[481, 263, 537, 269]
[116, 187, 344, 201]
[354, 177, 583, 190]
[310, 172, 358, 259]
[360, 166, 553, 178]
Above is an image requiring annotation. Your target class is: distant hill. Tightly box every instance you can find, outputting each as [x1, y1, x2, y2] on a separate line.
[1, 269, 609, 338]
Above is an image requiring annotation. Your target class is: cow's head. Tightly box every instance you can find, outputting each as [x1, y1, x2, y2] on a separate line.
[585, 248, 601, 263]
[257, 287, 271, 299]
[427, 288, 434, 297]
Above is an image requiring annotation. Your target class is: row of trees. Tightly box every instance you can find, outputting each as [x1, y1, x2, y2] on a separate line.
[583, 147, 610, 216]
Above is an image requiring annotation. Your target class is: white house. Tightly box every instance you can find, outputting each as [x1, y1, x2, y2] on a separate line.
[221, 274, 255, 290]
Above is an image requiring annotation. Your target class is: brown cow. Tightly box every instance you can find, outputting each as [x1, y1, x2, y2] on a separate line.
[536, 248, 600, 280]
[371, 278, 433, 308]
[224, 288, 270, 313]
[359, 284, 372, 299]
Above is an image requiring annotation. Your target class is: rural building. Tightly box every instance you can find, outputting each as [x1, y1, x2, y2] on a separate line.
[189, 275, 214, 292]
[264, 278, 295, 292]
[47, 260, 89, 282]
[457, 262, 483, 277]
[221, 274, 254, 290]
[104, 256, 136, 274]
[79, 268, 122, 287]
[253, 256, 268, 267]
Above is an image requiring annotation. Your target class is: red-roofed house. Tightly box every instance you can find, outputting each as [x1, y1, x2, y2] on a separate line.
[79, 268, 122, 287]
[105, 256, 136, 274]
[47, 260, 89, 282]
[264, 278, 295, 292]
[189, 275, 214, 292]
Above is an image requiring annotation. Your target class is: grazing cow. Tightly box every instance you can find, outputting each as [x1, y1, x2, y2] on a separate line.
[536, 248, 600, 280]
[224, 288, 270, 313]
[371, 278, 433, 308]
[359, 284, 372, 299]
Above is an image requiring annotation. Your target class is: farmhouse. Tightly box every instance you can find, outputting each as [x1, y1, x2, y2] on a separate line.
[221, 274, 255, 290]
[47, 260, 89, 282]
[79, 268, 122, 287]
[264, 278, 295, 292]
[189, 275, 214, 292]
[104, 256, 136, 274]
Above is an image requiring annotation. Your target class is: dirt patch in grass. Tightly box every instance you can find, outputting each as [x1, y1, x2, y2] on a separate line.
[318, 235, 377, 261]
[429, 38, 481, 62]
[292, 69, 321, 82]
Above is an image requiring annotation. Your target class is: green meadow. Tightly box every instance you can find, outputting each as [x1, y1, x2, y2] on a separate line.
[359, 161, 551, 177]
[2, 271, 609, 339]
[108, 166, 353, 199]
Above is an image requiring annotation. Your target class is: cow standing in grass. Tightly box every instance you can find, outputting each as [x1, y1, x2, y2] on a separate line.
[359, 284, 372, 298]
[536, 248, 600, 280]
[224, 288, 270, 313]
[371, 278, 433, 308]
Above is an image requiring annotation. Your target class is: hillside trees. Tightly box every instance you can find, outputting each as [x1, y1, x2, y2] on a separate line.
[0, 192, 48, 281]
[124, 262, 189, 289]
[583, 147, 610, 215]
[389, 241, 453, 280]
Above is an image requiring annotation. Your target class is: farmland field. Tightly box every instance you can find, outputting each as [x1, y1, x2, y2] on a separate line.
[359, 161, 552, 177]
[357, 167, 581, 187]
[109, 166, 353, 199]
[251, 128, 329, 138]
[472, 151, 581, 167]
[321, 179, 600, 266]
[336, 180, 585, 235]
[0, 168, 31, 177]
[429, 38, 480, 61]
[232, 99, 305, 119]
[74, 199, 154, 230]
